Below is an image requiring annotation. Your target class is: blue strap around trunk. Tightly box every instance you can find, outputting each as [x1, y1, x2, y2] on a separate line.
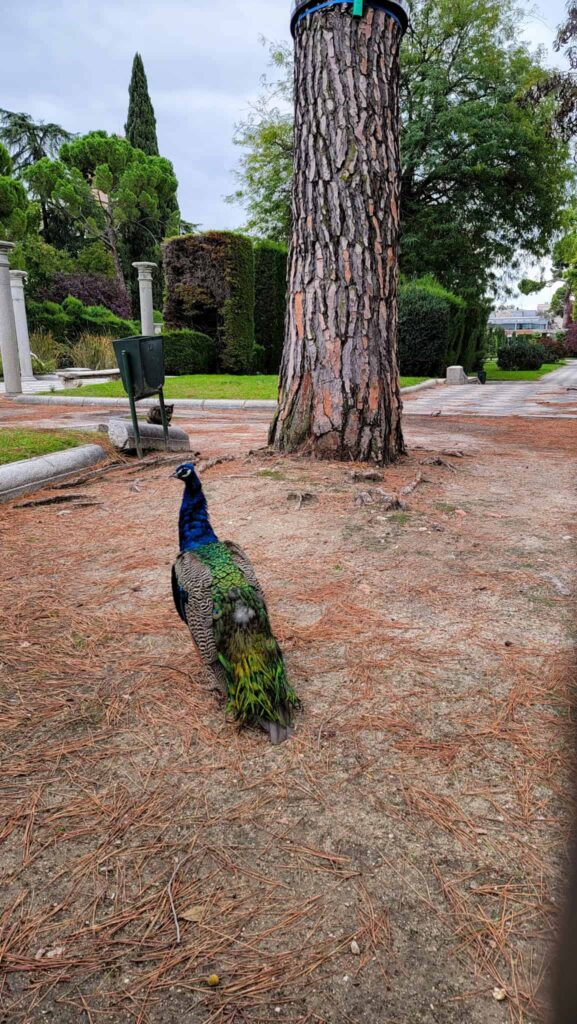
[293, 0, 405, 33]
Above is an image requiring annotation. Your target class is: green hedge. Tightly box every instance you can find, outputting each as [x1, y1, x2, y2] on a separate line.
[162, 329, 216, 375]
[497, 338, 545, 370]
[164, 232, 255, 374]
[28, 296, 138, 345]
[254, 240, 287, 373]
[398, 278, 466, 378]
[462, 298, 492, 373]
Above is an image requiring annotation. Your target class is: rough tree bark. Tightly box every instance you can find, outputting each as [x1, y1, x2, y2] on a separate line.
[270, 5, 405, 463]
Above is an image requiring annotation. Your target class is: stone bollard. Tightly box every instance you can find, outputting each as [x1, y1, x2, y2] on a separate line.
[10, 270, 34, 380]
[0, 241, 22, 396]
[132, 262, 157, 336]
[446, 366, 469, 386]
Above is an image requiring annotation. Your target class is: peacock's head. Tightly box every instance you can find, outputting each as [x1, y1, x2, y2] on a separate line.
[172, 463, 202, 492]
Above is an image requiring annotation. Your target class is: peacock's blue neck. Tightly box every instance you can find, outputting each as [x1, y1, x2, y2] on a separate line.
[179, 484, 219, 551]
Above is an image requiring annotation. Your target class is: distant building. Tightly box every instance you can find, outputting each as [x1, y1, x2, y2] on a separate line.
[488, 308, 550, 336]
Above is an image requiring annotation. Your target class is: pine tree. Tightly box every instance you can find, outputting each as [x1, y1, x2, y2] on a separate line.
[270, 6, 406, 463]
[125, 54, 159, 156]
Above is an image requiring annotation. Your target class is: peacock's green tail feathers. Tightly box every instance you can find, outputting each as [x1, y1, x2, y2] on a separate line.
[194, 543, 299, 727]
[218, 640, 300, 726]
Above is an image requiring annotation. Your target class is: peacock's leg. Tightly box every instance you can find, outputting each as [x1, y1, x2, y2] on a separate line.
[209, 661, 229, 697]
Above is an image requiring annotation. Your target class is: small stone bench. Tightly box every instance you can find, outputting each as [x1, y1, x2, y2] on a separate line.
[446, 366, 481, 386]
[58, 368, 122, 382]
[107, 418, 191, 454]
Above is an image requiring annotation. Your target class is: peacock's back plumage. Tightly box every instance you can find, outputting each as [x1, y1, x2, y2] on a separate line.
[171, 464, 300, 742]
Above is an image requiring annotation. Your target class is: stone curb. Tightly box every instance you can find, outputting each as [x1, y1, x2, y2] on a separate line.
[0, 444, 108, 504]
[401, 378, 444, 395]
[7, 395, 278, 411]
[6, 379, 440, 411]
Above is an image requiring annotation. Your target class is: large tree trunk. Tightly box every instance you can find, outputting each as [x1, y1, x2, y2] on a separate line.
[270, 6, 405, 463]
[105, 212, 129, 299]
[563, 287, 573, 328]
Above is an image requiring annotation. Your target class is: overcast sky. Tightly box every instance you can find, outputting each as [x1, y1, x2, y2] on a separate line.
[0, 0, 570, 304]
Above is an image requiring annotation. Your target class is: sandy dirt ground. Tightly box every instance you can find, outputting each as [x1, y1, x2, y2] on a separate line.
[0, 411, 576, 1024]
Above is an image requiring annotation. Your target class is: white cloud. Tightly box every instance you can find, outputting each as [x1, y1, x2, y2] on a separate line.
[1, 0, 292, 228]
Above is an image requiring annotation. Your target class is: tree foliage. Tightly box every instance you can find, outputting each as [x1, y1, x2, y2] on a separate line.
[227, 41, 293, 243]
[125, 53, 159, 156]
[230, 5, 572, 300]
[522, 1, 577, 141]
[0, 110, 73, 174]
[400, 0, 570, 297]
[25, 132, 179, 293]
[0, 143, 37, 241]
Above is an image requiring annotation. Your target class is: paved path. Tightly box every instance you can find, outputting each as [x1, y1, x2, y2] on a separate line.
[403, 361, 577, 418]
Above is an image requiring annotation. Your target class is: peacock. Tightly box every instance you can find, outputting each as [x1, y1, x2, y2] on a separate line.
[171, 463, 300, 744]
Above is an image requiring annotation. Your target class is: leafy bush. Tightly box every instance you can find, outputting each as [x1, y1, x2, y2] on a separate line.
[254, 240, 287, 373]
[497, 338, 546, 370]
[398, 278, 466, 377]
[44, 273, 132, 319]
[162, 329, 216, 375]
[70, 334, 116, 370]
[164, 232, 255, 373]
[28, 296, 138, 345]
[537, 334, 566, 362]
[9, 235, 73, 298]
[29, 330, 65, 373]
[565, 323, 577, 356]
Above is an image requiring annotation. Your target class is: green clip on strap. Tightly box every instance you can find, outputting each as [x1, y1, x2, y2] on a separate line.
[352, 0, 364, 14]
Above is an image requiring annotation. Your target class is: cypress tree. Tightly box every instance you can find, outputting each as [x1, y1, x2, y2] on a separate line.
[125, 54, 159, 156]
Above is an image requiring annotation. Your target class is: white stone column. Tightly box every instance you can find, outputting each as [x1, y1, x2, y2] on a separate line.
[132, 261, 157, 336]
[10, 270, 34, 379]
[0, 241, 22, 396]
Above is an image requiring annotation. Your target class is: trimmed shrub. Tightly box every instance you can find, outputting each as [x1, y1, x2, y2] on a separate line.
[28, 296, 138, 345]
[44, 273, 132, 319]
[164, 232, 255, 374]
[497, 338, 546, 370]
[27, 300, 71, 343]
[161, 329, 216, 375]
[398, 278, 466, 377]
[70, 334, 116, 370]
[462, 298, 492, 372]
[254, 240, 287, 373]
[251, 344, 267, 374]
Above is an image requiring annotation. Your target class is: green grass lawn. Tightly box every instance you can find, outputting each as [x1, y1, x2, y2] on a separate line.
[401, 376, 429, 388]
[0, 429, 95, 466]
[484, 360, 565, 382]
[60, 374, 430, 400]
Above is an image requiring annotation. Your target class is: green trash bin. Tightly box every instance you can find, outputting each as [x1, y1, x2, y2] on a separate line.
[113, 335, 165, 401]
[113, 335, 169, 459]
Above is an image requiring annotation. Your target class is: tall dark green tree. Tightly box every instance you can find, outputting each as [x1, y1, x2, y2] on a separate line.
[125, 54, 159, 156]
[124, 54, 180, 312]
